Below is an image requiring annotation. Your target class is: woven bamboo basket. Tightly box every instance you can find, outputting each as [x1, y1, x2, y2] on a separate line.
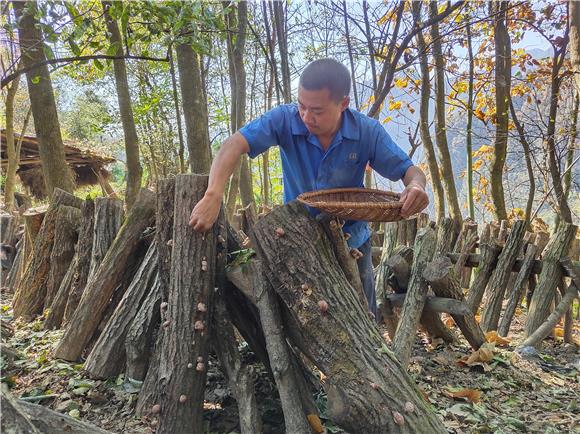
[297, 187, 404, 222]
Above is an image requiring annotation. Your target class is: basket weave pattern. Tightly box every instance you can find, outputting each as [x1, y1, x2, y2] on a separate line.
[297, 187, 403, 222]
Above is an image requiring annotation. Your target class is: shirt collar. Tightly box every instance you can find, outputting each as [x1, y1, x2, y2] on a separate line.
[291, 106, 360, 141]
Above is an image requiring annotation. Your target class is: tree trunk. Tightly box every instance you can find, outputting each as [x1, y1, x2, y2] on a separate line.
[12, 190, 82, 319]
[466, 16, 475, 220]
[272, 0, 291, 103]
[497, 244, 538, 336]
[55, 189, 155, 361]
[251, 202, 446, 433]
[88, 198, 124, 280]
[12, 1, 75, 197]
[84, 242, 158, 379]
[62, 199, 95, 324]
[525, 223, 577, 337]
[44, 206, 80, 308]
[480, 220, 526, 332]
[102, 1, 142, 209]
[569, 0, 580, 95]
[176, 44, 212, 174]
[168, 49, 186, 173]
[429, 2, 462, 222]
[4, 67, 21, 212]
[423, 256, 486, 349]
[413, 1, 445, 221]
[490, 1, 511, 221]
[435, 217, 460, 255]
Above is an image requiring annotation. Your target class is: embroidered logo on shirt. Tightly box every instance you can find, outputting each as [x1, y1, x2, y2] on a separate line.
[347, 152, 358, 161]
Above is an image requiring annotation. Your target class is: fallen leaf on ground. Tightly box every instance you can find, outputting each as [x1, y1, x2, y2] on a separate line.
[485, 330, 511, 346]
[443, 387, 482, 403]
[457, 343, 495, 367]
[552, 327, 564, 338]
[307, 414, 324, 433]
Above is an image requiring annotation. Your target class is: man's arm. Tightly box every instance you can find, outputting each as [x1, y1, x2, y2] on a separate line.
[400, 165, 429, 219]
[189, 132, 249, 232]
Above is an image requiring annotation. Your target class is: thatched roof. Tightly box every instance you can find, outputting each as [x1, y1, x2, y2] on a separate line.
[1, 130, 116, 199]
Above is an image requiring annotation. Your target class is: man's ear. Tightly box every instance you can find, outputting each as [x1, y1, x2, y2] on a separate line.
[340, 96, 350, 112]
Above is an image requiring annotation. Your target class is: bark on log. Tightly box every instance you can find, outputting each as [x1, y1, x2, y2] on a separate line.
[155, 178, 175, 300]
[87, 197, 124, 280]
[519, 282, 578, 348]
[1, 386, 111, 434]
[497, 244, 539, 337]
[560, 258, 580, 342]
[0, 214, 20, 246]
[252, 201, 446, 434]
[481, 220, 526, 332]
[393, 227, 437, 367]
[435, 217, 460, 255]
[465, 230, 501, 314]
[55, 189, 155, 361]
[13, 190, 82, 319]
[423, 256, 485, 349]
[22, 206, 47, 253]
[375, 222, 399, 302]
[44, 206, 81, 308]
[153, 175, 219, 434]
[213, 220, 261, 434]
[251, 259, 312, 433]
[5, 238, 25, 293]
[62, 199, 95, 324]
[525, 223, 577, 337]
[84, 242, 158, 379]
[125, 276, 161, 381]
[386, 294, 474, 316]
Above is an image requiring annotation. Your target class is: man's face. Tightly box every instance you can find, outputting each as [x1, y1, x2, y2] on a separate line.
[297, 86, 349, 137]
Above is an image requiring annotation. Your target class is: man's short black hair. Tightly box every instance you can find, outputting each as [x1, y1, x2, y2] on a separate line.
[299, 58, 351, 102]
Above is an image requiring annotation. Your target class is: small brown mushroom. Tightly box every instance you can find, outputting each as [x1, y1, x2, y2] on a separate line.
[151, 404, 161, 414]
[201, 260, 208, 271]
[196, 362, 205, 372]
[160, 302, 168, 310]
[166, 239, 173, 247]
[194, 320, 205, 331]
[392, 411, 405, 426]
[187, 363, 193, 369]
[275, 227, 285, 237]
[370, 382, 380, 390]
[404, 402, 415, 414]
[179, 395, 187, 403]
[197, 356, 204, 363]
[318, 300, 329, 314]
[163, 320, 170, 328]
[197, 303, 207, 313]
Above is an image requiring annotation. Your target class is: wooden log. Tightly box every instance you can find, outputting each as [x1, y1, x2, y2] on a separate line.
[62, 199, 95, 324]
[153, 175, 219, 434]
[386, 294, 474, 316]
[375, 221, 399, 304]
[0, 213, 20, 246]
[560, 258, 580, 342]
[54, 189, 155, 361]
[252, 260, 310, 433]
[497, 244, 539, 337]
[212, 221, 262, 434]
[519, 283, 578, 348]
[480, 220, 526, 332]
[525, 223, 578, 337]
[12, 190, 82, 319]
[125, 276, 161, 381]
[465, 231, 500, 316]
[1, 386, 111, 434]
[22, 205, 47, 250]
[44, 206, 81, 309]
[393, 227, 437, 366]
[423, 256, 486, 349]
[131, 178, 174, 406]
[5, 238, 25, 293]
[251, 201, 446, 434]
[87, 197, 124, 280]
[319, 217, 367, 309]
[435, 217, 460, 255]
[84, 242, 158, 379]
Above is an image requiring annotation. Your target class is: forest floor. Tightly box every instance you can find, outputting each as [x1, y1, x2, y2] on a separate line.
[1, 299, 578, 434]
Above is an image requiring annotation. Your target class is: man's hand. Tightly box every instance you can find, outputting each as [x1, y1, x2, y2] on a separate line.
[189, 192, 221, 232]
[399, 182, 428, 219]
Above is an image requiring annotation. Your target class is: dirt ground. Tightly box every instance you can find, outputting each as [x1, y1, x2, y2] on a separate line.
[1, 301, 578, 434]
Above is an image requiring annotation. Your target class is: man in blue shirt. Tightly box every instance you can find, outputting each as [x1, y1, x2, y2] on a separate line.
[190, 58, 428, 318]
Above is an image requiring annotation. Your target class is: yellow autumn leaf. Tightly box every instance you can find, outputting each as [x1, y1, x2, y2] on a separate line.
[443, 387, 482, 403]
[394, 78, 408, 88]
[389, 100, 402, 111]
[473, 160, 484, 170]
[382, 116, 393, 124]
[553, 327, 564, 338]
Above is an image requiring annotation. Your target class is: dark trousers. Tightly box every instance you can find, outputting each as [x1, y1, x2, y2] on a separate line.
[356, 239, 377, 319]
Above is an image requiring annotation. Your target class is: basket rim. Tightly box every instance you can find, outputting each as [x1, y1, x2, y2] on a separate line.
[297, 187, 403, 210]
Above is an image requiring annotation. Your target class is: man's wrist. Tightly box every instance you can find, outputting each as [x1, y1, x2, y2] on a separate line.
[406, 181, 426, 191]
[204, 189, 222, 200]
